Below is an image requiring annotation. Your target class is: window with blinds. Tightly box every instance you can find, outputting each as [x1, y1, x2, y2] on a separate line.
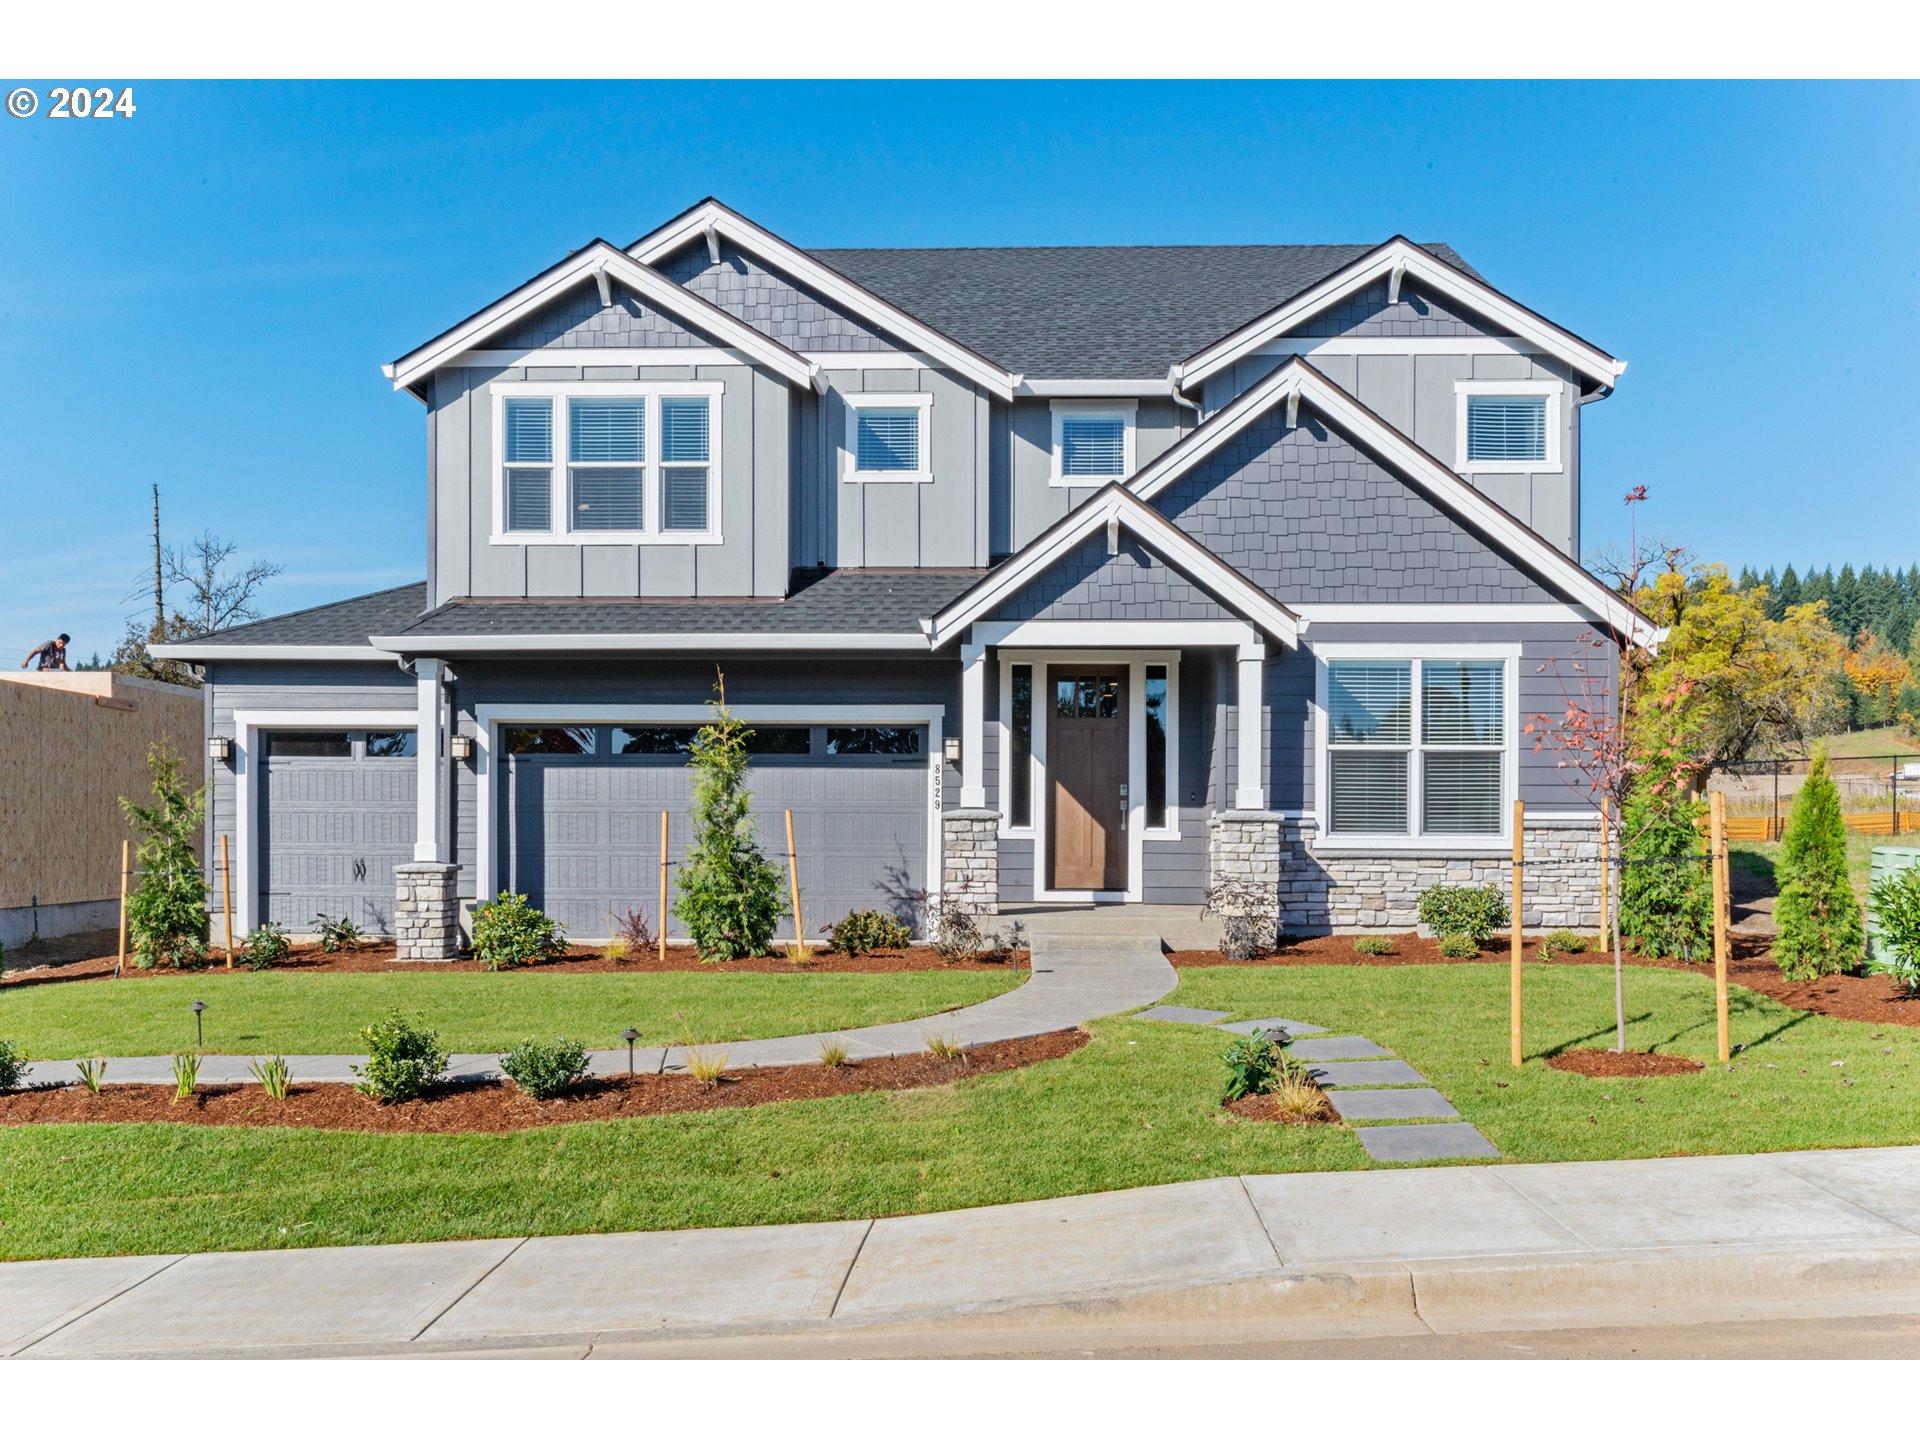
[503, 398, 553, 533]
[854, 407, 922, 473]
[497, 387, 717, 540]
[568, 397, 644, 532]
[660, 396, 710, 532]
[1465, 394, 1548, 463]
[1059, 414, 1128, 478]
[1326, 658, 1506, 838]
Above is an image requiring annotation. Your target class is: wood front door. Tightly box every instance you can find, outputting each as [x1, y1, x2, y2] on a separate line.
[1048, 671, 1127, 892]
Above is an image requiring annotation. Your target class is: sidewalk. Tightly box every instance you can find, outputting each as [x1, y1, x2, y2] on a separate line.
[8, 1146, 1920, 1358]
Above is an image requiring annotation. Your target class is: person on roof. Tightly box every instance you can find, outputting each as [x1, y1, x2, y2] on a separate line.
[21, 634, 71, 671]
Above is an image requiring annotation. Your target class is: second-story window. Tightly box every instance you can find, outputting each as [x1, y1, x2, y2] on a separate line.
[844, 393, 933, 482]
[1050, 401, 1137, 485]
[495, 383, 720, 543]
[1455, 381, 1561, 474]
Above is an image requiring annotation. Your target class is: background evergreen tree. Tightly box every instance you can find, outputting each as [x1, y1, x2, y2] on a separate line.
[673, 673, 785, 961]
[1773, 746, 1864, 980]
[118, 743, 209, 969]
[1776, 563, 1802, 613]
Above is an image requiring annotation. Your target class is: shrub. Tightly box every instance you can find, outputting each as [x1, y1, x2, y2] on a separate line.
[983, 919, 1029, 965]
[1617, 779, 1712, 960]
[120, 743, 210, 970]
[823, 908, 913, 955]
[249, 1055, 292, 1100]
[817, 1039, 850, 1067]
[241, 922, 291, 971]
[0, 1040, 23, 1092]
[1775, 747, 1865, 981]
[313, 913, 365, 955]
[1437, 933, 1481, 958]
[928, 905, 987, 963]
[1417, 884, 1508, 944]
[1540, 929, 1588, 960]
[683, 1046, 729, 1088]
[74, 1058, 106, 1094]
[1202, 877, 1279, 962]
[1870, 864, 1920, 993]
[499, 1037, 590, 1099]
[472, 892, 567, 970]
[1220, 1027, 1308, 1103]
[675, 675, 785, 960]
[1351, 935, 1393, 956]
[354, 1011, 449, 1103]
[171, 1052, 200, 1105]
[925, 1033, 966, 1061]
[610, 906, 653, 963]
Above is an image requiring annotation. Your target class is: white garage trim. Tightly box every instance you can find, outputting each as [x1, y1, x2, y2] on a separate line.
[230, 708, 417, 939]
[471, 703, 946, 933]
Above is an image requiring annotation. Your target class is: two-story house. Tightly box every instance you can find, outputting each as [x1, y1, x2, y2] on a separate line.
[159, 198, 1651, 957]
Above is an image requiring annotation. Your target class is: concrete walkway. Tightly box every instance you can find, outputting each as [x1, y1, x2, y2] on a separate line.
[8, 1146, 1920, 1358]
[14, 921, 1178, 1087]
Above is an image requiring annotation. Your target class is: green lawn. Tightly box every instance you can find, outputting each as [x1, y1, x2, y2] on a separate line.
[1812, 725, 1920, 760]
[0, 969, 1019, 1060]
[3, 961, 1917, 1261]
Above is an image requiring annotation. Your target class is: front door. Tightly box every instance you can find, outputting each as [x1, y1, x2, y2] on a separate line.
[1048, 671, 1127, 892]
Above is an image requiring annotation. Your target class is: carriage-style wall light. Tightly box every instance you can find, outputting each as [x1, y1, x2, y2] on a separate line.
[449, 734, 476, 762]
[207, 735, 232, 763]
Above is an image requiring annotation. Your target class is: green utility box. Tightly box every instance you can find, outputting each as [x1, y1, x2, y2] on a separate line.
[1866, 845, 1920, 970]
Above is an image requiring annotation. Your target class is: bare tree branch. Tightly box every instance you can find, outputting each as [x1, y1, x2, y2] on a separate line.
[161, 531, 284, 634]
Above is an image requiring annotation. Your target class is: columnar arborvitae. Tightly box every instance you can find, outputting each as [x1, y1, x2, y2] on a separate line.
[673, 673, 785, 961]
[118, 743, 209, 969]
[1773, 746, 1864, 980]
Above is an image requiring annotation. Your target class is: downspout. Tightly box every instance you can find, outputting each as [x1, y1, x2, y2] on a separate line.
[1167, 364, 1203, 428]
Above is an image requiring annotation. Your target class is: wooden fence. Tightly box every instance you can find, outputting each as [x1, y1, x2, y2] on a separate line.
[1724, 811, 1907, 843]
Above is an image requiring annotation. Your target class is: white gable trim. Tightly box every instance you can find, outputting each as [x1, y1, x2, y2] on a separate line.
[1129, 359, 1659, 647]
[924, 485, 1298, 649]
[1177, 238, 1626, 395]
[630, 200, 1018, 401]
[385, 241, 816, 394]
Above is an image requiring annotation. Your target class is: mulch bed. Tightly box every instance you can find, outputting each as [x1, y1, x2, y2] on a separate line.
[1546, 1049, 1705, 1078]
[0, 1030, 1088, 1134]
[1223, 1086, 1340, 1125]
[1171, 932, 1920, 1029]
[0, 942, 1024, 989]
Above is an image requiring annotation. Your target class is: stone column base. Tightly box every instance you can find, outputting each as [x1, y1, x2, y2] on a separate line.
[394, 862, 462, 961]
[940, 809, 1000, 918]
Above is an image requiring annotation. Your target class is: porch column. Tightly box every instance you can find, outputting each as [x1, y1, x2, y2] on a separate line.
[413, 657, 446, 862]
[960, 640, 988, 808]
[1234, 642, 1265, 811]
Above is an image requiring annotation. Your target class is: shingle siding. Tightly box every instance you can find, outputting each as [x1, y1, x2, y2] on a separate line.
[1293, 279, 1484, 339]
[494, 281, 721, 350]
[988, 535, 1239, 624]
[662, 239, 898, 352]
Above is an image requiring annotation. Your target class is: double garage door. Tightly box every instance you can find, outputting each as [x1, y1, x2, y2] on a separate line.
[259, 729, 416, 933]
[504, 722, 930, 938]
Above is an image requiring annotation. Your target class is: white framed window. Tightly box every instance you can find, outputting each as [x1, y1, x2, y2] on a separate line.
[1316, 646, 1519, 847]
[843, 392, 933, 483]
[491, 381, 722, 544]
[1049, 401, 1137, 485]
[1454, 379, 1562, 474]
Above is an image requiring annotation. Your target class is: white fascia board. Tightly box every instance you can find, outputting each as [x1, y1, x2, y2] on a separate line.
[1129, 361, 1659, 648]
[151, 644, 392, 661]
[1018, 378, 1172, 397]
[630, 201, 1017, 400]
[368, 632, 931, 653]
[1178, 238, 1626, 394]
[388, 242, 814, 394]
[926, 487, 1297, 649]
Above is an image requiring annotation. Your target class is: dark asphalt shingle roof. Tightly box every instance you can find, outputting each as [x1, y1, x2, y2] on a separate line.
[807, 243, 1477, 378]
[184, 583, 428, 647]
[386, 569, 988, 640]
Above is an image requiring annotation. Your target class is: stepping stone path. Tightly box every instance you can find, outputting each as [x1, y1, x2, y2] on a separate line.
[1137, 1004, 1500, 1164]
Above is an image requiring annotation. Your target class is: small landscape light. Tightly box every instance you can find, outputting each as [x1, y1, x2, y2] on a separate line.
[621, 1027, 641, 1078]
[189, 999, 208, 1048]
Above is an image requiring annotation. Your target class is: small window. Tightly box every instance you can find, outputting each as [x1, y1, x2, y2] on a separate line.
[363, 731, 417, 758]
[503, 398, 554, 532]
[745, 726, 811, 756]
[1465, 394, 1548, 464]
[660, 396, 711, 532]
[845, 394, 932, 481]
[613, 726, 696, 755]
[1052, 405, 1134, 483]
[505, 726, 596, 756]
[568, 396, 644, 532]
[1008, 664, 1032, 829]
[266, 732, 351, 759]
[1144, 665, 1168, 829]
[826, 726, 921, 756]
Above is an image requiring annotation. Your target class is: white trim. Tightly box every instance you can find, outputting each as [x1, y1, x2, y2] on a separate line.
[229, 708, 419, 937]
[151, 644, 392, 662]
[972, 619, 1258, 650]
[1309, 644, 1522, 849]
[629, 201, 1018, 400]
[1018, 379, 1172, 398]
[413, 659, 446, 862]
[1128, 361, 1659, 647]
[489, 379, 724, 547]
[1048, 400, 1137, 486]
[452, 347, 936, 372]
[1291, 603, 1600, 627]
[1235, 643, 1264, 810]
[470, 703, 945, 928]
[841, 391, 935, 484]
[1454, 379, 1564, 475]
[1252, 336, 1539, 359]
[960, 642, 988, 808]
[1177, 238, 1626, 393]
[370, 631, 931, 653]
[926, 486, 1299, 649]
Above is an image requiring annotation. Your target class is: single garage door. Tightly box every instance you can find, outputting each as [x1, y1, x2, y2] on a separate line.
[504, 722, 929, 939]
[259, 729, 417, 934]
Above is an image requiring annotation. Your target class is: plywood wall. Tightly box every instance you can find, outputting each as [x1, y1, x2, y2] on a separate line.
[0, 673, 205, 908]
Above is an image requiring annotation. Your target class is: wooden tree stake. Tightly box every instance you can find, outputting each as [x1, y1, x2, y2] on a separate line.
[1511, 798, 1525, 1068]
[1710, 790, 1731, 1064]
[1598, 795, 1612, 942]
[784, 808, 804, 948]
[658, 810, 669, 964]
[115, 838, 131, 978]
[220, 832, 235, 968]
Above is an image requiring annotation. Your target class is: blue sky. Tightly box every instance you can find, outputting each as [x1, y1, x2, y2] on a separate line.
[2, 80, 1916, 660]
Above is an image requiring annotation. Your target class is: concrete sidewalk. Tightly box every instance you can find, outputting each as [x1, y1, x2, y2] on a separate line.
[8, 1146, 1920, 1358]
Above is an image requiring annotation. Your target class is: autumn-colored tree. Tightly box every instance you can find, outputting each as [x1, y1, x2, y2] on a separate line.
[1843, 629, 1913, 726]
